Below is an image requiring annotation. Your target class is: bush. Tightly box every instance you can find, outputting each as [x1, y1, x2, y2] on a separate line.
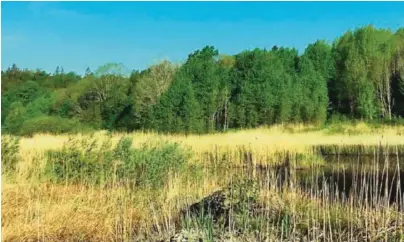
[1, 135, 20, 173]
[45, 136, 191, 188]
[125, 141, 191, 188]
[45, 136, 114, 184]
[325, 114, 361, 134]
[113, 136, 133, 164]
[19, 116, 93, 136]
[25, 94, 53, 119]
[373, 117, 404, 126]
[4, 101, 27, 135]
[326, 113, 350, 126]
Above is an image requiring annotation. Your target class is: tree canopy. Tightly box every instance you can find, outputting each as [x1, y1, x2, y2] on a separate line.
[2, 25, 404, 136]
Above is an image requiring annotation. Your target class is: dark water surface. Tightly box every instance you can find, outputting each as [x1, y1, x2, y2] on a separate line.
[194, 154, 404, 210]
[287, 155, 404, 209]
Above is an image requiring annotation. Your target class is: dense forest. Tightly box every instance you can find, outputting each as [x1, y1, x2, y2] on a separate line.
[2, 25, 404, 136]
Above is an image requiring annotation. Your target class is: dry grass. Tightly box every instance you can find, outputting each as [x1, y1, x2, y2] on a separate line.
[256, 163, 404, 241]
[2, 171, 229, 241]
[2, 123, 404, 241]
[20, 122, 404, 153]
[17, 122, 404, 169]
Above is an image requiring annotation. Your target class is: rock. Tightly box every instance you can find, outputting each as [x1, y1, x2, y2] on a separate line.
[168, 229, 204, 242]
[187, 190, 228, 222]
[181, 179, 260, 224]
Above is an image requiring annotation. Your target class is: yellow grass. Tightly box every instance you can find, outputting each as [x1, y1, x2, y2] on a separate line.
[2, 170, 228, 241]
[3, 122, 404, 241]
[19, 122, 404, 154]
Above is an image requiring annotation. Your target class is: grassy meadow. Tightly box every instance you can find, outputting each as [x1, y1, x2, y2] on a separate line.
[2, 122, 404, 241]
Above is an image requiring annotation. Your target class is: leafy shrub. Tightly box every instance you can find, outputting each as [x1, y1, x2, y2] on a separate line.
[119, 140, 191, 188]
[4, 101, 27, 135]
[20, 116, 93, 136]
[113, 136, 133, 164]
[372, 116, 404, 126]
[326, 113, 350, 124]
[1, 135, 20, 173]
[45, 136, 114, 184]
[45, 136, 191, 188]
[25, 94, 53, 119]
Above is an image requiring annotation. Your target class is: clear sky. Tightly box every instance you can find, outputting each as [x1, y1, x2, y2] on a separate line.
[2, 1, 404, 75]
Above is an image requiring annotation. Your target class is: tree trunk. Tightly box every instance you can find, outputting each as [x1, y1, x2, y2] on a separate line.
[223, 89, 228, 132]
[386, 70, 392, 120]
[349, 99, 355, 117]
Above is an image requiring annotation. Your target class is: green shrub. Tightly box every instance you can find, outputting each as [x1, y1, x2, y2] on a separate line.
[371, 117, 404, 126]
[120, 140, 191, 188]
[45, 136, 114, 184]
[1, 135, 20, 173]
[45, 136, 191, 188]
[20, 116, 93, 136]
[25, 94, 53, 119]
[113, 136, 133, 164]
[326, 113, 347, 125]
[4, 101, 27, 135]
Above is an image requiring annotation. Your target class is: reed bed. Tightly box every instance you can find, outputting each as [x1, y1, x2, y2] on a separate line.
[313, 144, 404, 156]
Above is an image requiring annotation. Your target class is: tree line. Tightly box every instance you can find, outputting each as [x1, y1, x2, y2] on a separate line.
[2, 25, 404, 136]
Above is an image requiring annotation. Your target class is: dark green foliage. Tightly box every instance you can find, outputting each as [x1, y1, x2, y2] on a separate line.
[153, 70, 203, 134]
[19, 116, 89, 137]
[303, 40, 336, 118]
[230, 49, 294, 127]
[2, 80, 48, 126]
[185, 46, 221, 133]
[2, 26, 404, 135]
[4, 101, 27, 134]
[304, 40, 335, 81]
[1, 136, 20, 173]
[297, 56, 328, 124]
[4, 81, 46, 106]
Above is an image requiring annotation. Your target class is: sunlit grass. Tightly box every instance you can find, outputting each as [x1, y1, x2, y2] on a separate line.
[2, 123, 404, 241]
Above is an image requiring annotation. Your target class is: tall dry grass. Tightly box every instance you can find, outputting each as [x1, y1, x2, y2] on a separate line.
[2, 123, 404, 241]
[19, 122, 404, 153]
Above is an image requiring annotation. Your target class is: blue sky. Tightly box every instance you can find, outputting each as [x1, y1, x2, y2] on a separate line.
[2, 1, 404, 75]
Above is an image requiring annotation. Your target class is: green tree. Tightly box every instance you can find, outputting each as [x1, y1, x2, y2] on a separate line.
[333, 25, 395, 119]
[304, 40, 336, 115]
[5, 102, 27, 134]
[153, 70, 203, 134]
[184, 46, 221, 133]
[297, 56, 328, 124]
[392, 28, 404, 116]
[129, 60, 178, 129]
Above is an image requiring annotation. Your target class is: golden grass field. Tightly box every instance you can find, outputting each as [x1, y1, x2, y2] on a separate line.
[18, 122, 404, 152]
[2, 122, 404, 241]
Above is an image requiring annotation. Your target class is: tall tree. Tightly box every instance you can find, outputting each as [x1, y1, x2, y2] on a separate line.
[297, 55, 328, 123]
[184, 46, 221, 133]
[304, 40, 336, 115]
[153, 71, 202, 134]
